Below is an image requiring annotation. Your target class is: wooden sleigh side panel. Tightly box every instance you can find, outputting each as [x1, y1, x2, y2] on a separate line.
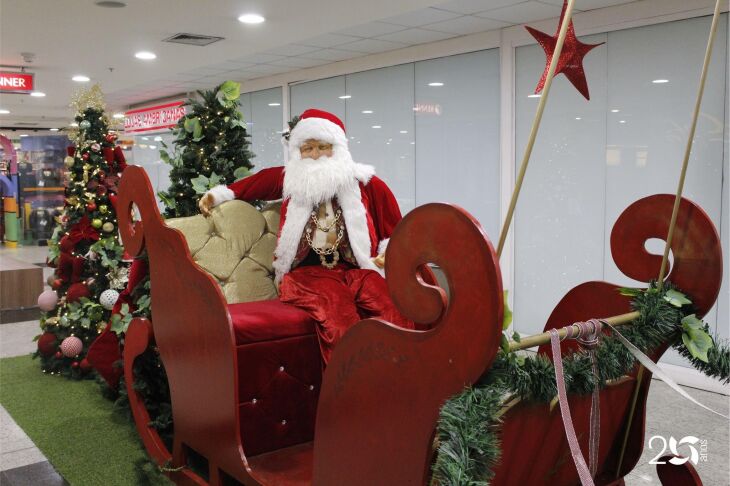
[490, 194, 722, 486]
[119, 166, 505, 486]
[119, 167, 259, 485]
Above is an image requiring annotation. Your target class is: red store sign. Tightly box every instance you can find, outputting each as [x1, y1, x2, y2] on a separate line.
[0, 71, 35, 93]
[124, 101, 187, 134]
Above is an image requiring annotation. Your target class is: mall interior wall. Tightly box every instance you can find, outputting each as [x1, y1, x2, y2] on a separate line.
[157, 0, 728, 391]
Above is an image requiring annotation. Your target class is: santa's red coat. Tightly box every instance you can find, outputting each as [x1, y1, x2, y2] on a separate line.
[226, 166, 401, 278]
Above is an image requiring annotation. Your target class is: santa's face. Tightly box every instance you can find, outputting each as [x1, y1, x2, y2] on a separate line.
[299, 138, 333, 160]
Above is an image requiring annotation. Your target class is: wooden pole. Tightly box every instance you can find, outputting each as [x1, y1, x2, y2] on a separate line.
[656, 0, 723, 289]
[496, 0, 577, 258]
[508, 311, 639, 352]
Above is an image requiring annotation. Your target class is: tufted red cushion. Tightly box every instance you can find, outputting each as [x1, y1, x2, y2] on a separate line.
[228, 300, 316, 344]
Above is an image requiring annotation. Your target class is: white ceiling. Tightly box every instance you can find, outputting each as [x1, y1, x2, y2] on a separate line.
[0, 0, 638, 130]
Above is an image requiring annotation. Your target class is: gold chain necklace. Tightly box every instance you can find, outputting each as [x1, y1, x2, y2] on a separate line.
[305, 208, 344, 269]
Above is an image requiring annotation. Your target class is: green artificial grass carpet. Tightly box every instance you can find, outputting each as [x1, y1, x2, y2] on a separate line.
[0, 355, 155, 485]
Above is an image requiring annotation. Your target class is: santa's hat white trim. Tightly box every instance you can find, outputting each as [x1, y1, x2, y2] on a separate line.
[206, 185, 235, 207]
[287, 117, 348, 158]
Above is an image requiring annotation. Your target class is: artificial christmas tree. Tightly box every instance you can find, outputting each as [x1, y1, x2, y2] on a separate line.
[158, 80, 255, 218]
[36, 84, 128, 377]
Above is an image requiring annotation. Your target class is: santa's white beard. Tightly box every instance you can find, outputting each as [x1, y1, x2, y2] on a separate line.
[283, 147, 362, 208]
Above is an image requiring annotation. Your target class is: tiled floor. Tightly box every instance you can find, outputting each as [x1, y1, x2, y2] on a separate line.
[0, 244, 728, 485]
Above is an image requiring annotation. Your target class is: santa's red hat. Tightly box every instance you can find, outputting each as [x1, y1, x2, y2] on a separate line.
[287, 109, 348, 152]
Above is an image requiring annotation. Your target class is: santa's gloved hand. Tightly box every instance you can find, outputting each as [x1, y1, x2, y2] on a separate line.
[198, 193, 214, 217]
[373, 253, 385, 269]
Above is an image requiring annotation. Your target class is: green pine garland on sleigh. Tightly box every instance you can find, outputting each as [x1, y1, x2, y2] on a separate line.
[430, 283, 730, 486]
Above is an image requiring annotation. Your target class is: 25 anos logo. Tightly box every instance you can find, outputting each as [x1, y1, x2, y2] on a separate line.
[648, 435, 708, 465]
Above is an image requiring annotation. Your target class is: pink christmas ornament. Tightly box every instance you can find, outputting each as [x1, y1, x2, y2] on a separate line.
[60, 336, 83, 357]
[37, 290, 59, 312]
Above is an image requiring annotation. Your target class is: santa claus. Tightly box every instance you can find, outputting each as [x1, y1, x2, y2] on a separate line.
[199, 108, 414, 362]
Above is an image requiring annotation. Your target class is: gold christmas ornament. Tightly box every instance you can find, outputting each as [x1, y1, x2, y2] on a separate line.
[64, 156, 75, 168]
[92, 218, 103, 229]
[99, 204, 108, 214]
[102, 222, 115, 233]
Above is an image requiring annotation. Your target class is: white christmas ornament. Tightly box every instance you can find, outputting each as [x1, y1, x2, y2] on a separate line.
[99, 289, 120, 310]
[60, 336, 83, 357]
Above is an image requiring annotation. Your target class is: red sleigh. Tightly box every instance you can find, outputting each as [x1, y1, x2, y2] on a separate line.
[118, 165, 721, 485]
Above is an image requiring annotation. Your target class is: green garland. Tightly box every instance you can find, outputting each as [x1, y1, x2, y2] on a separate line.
[431, 284, 730, 485]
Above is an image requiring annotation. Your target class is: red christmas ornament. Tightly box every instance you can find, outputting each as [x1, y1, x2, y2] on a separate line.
[37, 332, 57, 356]
[55, 351, 63, 359]
[105, 133, 118, 143]
[80, 358, 92, 372]
[52, 279, 63, 289]
[98, 170, 106, 180]
[71, 361, 80, 369]
[525, 0, 603, 100]
[66, 282, 91, 303]
[86, 201, 97, 211]
[82, 152, 90, 160]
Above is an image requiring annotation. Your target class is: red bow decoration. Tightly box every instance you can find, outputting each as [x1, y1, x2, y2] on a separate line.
[66, 215, 100, 246]
[56, 252, 86, 283]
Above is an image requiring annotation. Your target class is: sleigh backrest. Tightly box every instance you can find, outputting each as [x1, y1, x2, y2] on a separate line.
[165, 201, 281, 304]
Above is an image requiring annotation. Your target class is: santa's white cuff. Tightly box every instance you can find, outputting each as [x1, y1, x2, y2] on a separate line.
[377, 238, 390, 255]
[206, 185, 235, 207]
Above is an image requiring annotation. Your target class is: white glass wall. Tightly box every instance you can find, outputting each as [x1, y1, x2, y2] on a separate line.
[289, 49, 501, 224]
[240, 87, 284, 171]
[514, 15, 728, 368]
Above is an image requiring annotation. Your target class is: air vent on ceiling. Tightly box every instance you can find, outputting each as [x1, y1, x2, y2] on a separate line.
[164, 33, 224, 47]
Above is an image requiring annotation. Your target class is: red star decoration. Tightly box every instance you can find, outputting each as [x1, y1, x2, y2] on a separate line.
[525, 0, 603, 100]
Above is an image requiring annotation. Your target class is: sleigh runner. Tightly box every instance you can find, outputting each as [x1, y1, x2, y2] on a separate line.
[117, 165, 722, 486]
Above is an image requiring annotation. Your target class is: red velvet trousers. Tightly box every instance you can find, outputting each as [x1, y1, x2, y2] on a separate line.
[279, 265, 415, 364]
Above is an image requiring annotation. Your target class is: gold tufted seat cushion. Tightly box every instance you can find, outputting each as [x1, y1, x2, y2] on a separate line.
[165, 200, 281, 304]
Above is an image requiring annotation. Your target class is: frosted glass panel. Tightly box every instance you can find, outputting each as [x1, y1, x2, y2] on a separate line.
[250, 87, 284, 170]
[514, 32, 608, 336]
[290, 76, 346, 121]
[513, 15, 728, 370]
[415, 49, 501, 239]
[347, 64, 416, 212]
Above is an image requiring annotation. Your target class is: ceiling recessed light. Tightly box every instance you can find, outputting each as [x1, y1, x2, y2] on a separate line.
[611, 109, 620, 113]
[70, 122, 79, 127]
[19, 134, 28, 137]
[399, 130, 408, 134]
[72, 75, 90, 82]
[95, 1, 127, 7]
[619, 120, 627, 124]
[154, 136, 163, 142]
[50, 128, 59, 131]
[141, 136, 149, 140]
[652, 79, 669, 84]
[372, 125, 381, 129]
[575, 117, 581, 120]
[268, 102, 281, 106]
[361, 110, 373, 114]
[30, 91, 46, 97]
[428, 82, 444, 87]
[149, 145, 157, 150]
[238, 13, 265, 24]
[339, 95, 351, 99]
[135, 51, 157, 60]
[0, 109, 9, 114]
[528, 93, 541, 98]
[113, 113, 125, 119]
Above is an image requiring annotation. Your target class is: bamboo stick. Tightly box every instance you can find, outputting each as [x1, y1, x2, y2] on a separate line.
[657, 0, 723, 289]
[615, 366, 645, 478]
[496, 0, 577, 258]
[508, 311, 639, 352]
